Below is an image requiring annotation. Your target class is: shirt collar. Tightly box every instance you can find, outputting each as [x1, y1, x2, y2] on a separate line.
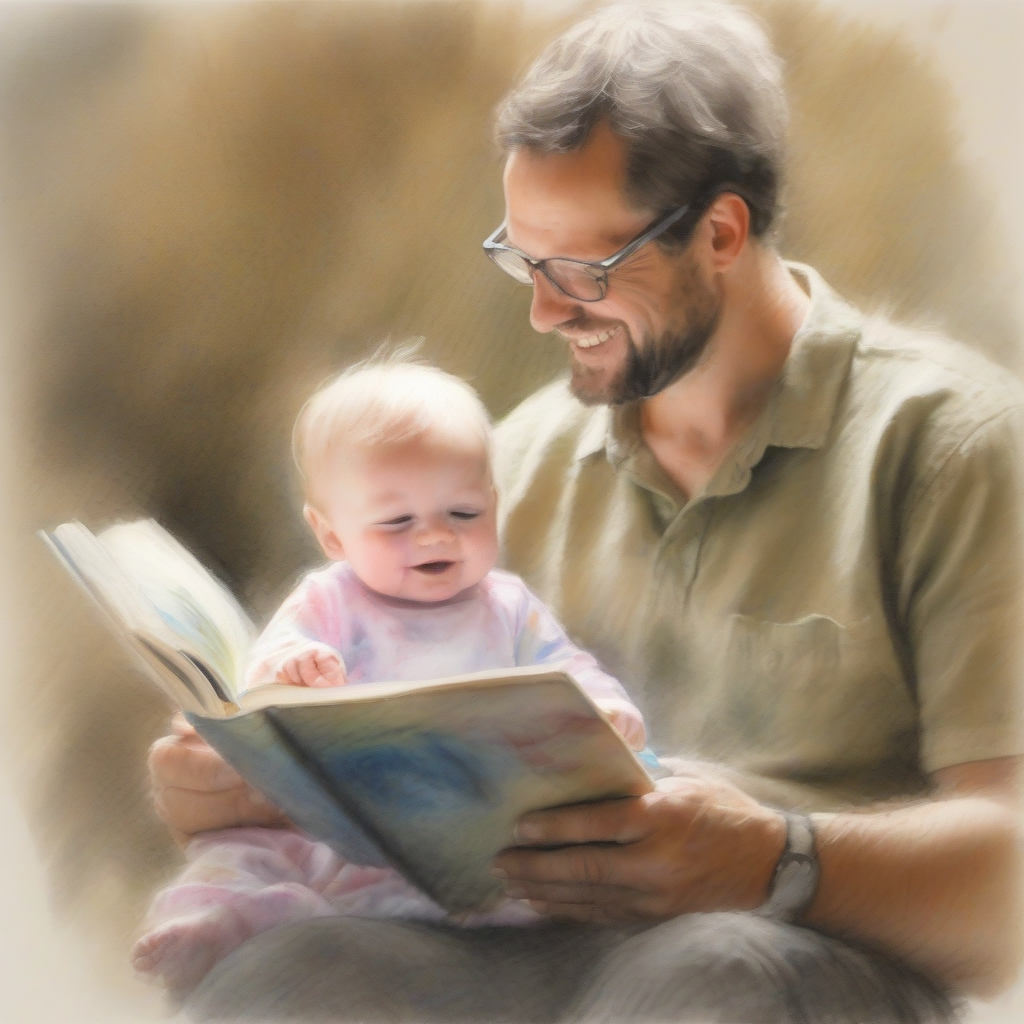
[573, 262, 862, 489]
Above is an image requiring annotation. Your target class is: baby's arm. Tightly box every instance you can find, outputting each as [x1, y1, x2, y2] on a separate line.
[512, 584, 647, 751]
[245, 571, 349, 691]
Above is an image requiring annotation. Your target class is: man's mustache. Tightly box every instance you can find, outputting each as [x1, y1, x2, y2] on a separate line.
[556, 315, 624, 337]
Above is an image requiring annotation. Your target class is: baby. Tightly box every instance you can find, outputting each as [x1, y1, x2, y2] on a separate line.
[132, 351, 646, 995]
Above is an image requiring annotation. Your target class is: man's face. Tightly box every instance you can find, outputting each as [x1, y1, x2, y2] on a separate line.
[502, 122, 720, 406]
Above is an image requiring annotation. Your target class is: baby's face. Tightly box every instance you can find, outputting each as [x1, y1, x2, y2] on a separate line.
[308, 436, 498, 603]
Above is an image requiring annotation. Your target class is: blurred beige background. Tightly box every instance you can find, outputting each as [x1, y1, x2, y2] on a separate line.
[0, 0, 1022, 1020]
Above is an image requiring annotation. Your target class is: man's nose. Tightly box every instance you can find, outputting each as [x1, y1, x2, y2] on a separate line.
[529, 272, 582, 335]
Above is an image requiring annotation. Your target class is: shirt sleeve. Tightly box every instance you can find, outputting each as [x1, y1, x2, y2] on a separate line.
[897, 404, 1024, 773]
[243, 568, 350, 692]
[512, 583, 638, 706]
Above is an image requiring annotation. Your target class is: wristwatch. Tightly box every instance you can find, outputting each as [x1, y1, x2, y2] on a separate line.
[756, 812, 819, 923]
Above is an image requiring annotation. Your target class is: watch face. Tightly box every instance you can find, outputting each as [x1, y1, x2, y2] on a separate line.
[758, 816, 819, 921]
[774, 856, 816, 905]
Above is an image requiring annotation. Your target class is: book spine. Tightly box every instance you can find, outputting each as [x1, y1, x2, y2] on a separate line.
[262, 708, 445, 905]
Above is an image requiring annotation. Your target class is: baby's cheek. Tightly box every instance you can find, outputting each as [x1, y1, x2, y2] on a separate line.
[354, 535, 410, 591]
[467, 522, 500, 573]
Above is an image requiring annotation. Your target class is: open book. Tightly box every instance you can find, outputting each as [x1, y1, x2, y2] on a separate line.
[42, 520, 655, 913]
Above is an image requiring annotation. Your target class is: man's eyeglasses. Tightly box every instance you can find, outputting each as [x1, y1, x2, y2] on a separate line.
[482, 203, 691, 303]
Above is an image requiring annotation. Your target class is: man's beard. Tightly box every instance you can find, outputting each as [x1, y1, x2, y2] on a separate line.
[568, 264, 720, 407]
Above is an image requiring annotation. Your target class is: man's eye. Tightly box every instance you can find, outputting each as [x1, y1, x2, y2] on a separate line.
[450, 509, 481, 521]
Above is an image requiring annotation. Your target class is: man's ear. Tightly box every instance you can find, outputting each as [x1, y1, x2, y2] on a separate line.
[304, 503, 345, 561]
[704, 192, 750, 273]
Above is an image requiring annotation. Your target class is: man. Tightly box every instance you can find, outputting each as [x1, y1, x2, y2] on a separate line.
[151, 3, 1024, 1020]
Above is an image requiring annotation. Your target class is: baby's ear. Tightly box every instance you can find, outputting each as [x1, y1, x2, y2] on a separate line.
[304, 504, 345, 561]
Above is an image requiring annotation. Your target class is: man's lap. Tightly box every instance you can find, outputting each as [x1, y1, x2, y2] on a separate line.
[183, 912, 956, 1023]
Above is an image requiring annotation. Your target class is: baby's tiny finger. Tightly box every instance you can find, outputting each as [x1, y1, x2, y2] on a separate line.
[298, 657, 321, 687]
[278, 661, 303, 686]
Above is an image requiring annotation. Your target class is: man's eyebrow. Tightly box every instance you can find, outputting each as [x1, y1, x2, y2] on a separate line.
[601, 227, 640, 248]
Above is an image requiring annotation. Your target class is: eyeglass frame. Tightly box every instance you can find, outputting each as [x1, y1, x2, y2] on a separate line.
[482, 202, 693, 303]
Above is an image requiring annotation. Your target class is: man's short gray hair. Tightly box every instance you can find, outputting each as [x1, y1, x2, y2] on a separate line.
[495, 1, 788, 238]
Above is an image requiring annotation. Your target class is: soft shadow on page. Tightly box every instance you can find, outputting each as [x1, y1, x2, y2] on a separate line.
[0, 0, 1023, 1021]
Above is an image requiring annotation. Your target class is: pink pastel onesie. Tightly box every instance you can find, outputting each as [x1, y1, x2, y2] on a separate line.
[133, 564, 645, 993]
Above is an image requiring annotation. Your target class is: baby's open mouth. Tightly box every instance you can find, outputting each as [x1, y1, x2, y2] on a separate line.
[413, 560, 455, 575]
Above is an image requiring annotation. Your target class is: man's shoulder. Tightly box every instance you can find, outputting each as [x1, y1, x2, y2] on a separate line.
[850, 314, 1024, 444]
[493, 376, 603, 493]
[495, 375, 593, 442]
[857, 315, 1022, 398]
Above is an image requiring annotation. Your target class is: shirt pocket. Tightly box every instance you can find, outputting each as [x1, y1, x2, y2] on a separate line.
[712, 612, 914, 768]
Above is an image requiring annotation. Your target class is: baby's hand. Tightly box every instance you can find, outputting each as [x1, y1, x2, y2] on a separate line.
[595, 698, 647, 752]
[276, 645, 346, 688]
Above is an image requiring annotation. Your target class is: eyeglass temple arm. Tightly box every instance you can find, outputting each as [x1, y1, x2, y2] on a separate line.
[597, 204, 691, 270]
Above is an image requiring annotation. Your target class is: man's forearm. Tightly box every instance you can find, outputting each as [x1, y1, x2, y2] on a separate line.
[807, 795, 1023, 996]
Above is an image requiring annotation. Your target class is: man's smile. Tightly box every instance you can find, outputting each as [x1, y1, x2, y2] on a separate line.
[562, 324, 624, 357]
[571, 325, 620, 349]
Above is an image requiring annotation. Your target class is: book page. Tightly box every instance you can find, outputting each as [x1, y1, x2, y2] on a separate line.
[258, 672, 652, 912]
[43, 524, 216, 714]
[98, 520, 255, 701]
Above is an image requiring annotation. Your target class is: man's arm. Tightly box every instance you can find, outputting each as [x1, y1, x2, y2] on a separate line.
[149, 715, 1022, 993]
[491, 756, 1023, 997]
[808, 757, 1022, 996]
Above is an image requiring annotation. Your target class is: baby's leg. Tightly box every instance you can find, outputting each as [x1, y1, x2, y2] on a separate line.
[132, 880, 336, 996]
[132, 828, 343, 995]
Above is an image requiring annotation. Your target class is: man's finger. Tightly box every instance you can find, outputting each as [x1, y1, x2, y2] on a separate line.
[170, 713, 198, 738]
[533, 894, 674, 923]
[504, 879, 642, 907]
[494, 840, 653, 889]
[528, 900, 619, 925]
[148, 732, 245, 792]
[513, 796, 650, 846]
[153, 781, 286, 836]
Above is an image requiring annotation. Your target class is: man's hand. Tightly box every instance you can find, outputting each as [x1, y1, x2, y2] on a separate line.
[148, 714, 291, 846]
[491, 764, 786, 923]
[494, 754, 1022, 995]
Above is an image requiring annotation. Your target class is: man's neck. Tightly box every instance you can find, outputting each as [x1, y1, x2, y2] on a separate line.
[639, 251, 810, 501]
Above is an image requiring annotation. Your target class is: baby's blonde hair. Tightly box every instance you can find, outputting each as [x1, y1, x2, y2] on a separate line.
[293, 343, 493, 506]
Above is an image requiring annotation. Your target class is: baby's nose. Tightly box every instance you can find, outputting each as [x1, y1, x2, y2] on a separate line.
[415, 521, 456, 545]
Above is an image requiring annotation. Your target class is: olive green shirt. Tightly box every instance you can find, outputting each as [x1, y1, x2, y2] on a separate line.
[494, 263, 1024, 811]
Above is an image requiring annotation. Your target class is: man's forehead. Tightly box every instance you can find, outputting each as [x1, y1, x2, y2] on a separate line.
[502, 124, 653, 252]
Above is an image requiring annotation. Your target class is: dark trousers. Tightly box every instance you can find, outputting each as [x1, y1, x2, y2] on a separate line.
[183, 912, 957, 1023]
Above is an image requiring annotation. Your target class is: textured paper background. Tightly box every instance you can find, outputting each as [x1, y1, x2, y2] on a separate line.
[1, 1, 1022, 1020]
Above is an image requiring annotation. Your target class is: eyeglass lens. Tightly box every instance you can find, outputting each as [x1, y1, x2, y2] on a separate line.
[489, 249, 606, 301]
